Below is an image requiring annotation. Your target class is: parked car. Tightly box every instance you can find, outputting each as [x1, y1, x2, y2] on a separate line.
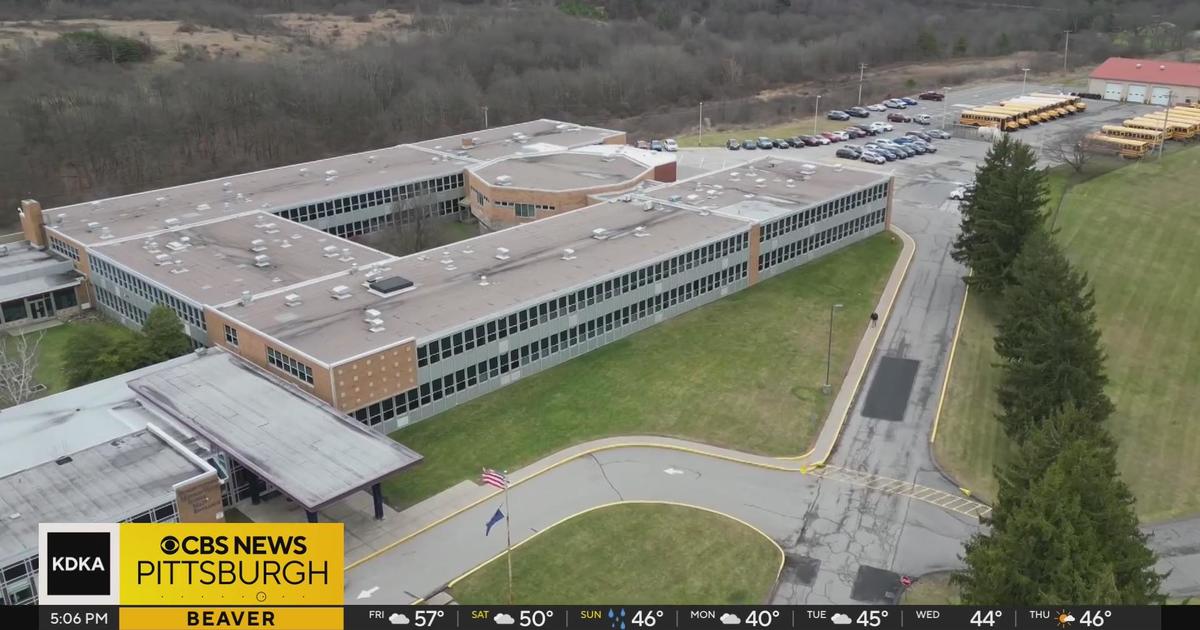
[949, 187, 967, 200]
[799, 135, 823, 147]
[789, 136, 807, 148]
[756, 137, 774, 149]
[866, 144, 899, 160]
[901, 96, 920, 106]
[893, 144, 917, 157]
[835, 146, 861, 160]
[650, 139, 665, 151]
[851, 123, 877, 136]
[926, 129, 951, 139]
[860, 152, 887, 164]
[905, 130, 933, 142]
[826, 110, 851, 121]
[847, 106, 870, 118]
[884, 99, 907, 109]
[636, 140, 651, 150]
[867, 103, 887, 112]
[823, 131, 848, 142]
[663, 138, 678, 151]
[919, 91, 945, 101]
[843, 127, 866, 139]
[887, 112, 911, 123]
[914, 114, 933, 125]
[773, 138, 792, 148]
[869, 121, 892, 133]
[742, 139, 757, 150]
[726, 138, 741, 150]
[914, 140, 937, 153]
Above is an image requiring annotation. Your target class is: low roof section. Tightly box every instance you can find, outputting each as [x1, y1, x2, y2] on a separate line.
[128, 349, 422, 513]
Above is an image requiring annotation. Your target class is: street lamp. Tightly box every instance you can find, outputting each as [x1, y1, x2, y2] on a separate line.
[823, 303, 845, 394]
[1021, 68, 1031, 95]
[482, 105, 489, 129]
[941, 86, 950, 131]
[857, 63, 868, 106]
[814, 95, 822, 136]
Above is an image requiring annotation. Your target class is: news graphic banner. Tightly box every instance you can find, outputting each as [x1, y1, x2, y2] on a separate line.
[35, 522, 343, 629]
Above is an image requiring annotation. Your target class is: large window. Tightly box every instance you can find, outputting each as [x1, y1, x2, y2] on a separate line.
[224, 325, 239, 347]
[267, 347, 314, 385]
[514, 203, 535, 218]
[52, 288, 77, 310]
[1, 300, 26, 324]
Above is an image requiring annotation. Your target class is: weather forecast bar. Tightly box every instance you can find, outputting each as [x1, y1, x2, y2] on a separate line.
[3, 605, 1194, 630]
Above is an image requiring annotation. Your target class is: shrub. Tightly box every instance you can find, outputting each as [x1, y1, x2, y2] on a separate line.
[54, 30, 156, 64]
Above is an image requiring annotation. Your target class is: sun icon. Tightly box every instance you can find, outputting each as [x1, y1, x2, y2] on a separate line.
[1055, 611, 1076, 627]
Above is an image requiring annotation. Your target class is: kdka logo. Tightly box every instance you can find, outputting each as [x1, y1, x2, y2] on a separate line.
[45, 531, 112, 596]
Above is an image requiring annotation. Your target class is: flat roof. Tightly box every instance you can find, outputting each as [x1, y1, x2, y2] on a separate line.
[644, 156, 889, 222]
[128, 351, 422, 511]
[0, 428, 206, 566]
[415, 118, 624, 162]
[43, 144, 470, 246]
[92, 211, 391, 306]
[470, 146, 663, 191]
[219, 197, 751, 364]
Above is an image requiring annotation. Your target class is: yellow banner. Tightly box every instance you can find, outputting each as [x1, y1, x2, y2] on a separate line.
[118, 524, 343, 606]
[120, 606, 343, 630]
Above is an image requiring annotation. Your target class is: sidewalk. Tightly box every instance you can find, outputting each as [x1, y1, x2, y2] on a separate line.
[345, 226, 918, 572]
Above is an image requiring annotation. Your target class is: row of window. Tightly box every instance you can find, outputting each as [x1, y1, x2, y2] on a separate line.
[760, 183, 888, 242]
[416, 231, 750, 368]
[495, 201, 555, 218]
[354, 262, 748, 427]
[326, 198, 461, 238]
[267, 346, 314, 385]
[95, 286, 148, 325]
[47, 235, 80, 261]
[90, 256, 206, 331]
[0, 289, 77, 324]
[759, 209, 886, 271]
[224, 324, 239, 347]
[274, 174, 464, 224]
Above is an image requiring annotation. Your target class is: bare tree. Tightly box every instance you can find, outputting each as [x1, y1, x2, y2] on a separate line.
[0, 331, 45, 407]
[1047, 128, 1093, 174]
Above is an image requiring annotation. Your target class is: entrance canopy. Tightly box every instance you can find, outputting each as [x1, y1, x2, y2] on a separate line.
[129, 350, 421, 512]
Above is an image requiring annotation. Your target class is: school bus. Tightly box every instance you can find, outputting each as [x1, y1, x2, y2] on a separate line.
[1084, 133, 1149, 159]
[1029, 93, 1086, 113]
[973, 106, 1033, 126]
[1161, 108, 1200, 135]
[959, 110, 1020, 131]
[1100, 125, 1164, 146]
[1015, 98, 1070, 118]
[1123, 117, 1196, 141]
[1002, 98, 1062, 119]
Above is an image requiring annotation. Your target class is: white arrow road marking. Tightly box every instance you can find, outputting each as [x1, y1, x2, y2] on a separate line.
[356, 586, 379, 599]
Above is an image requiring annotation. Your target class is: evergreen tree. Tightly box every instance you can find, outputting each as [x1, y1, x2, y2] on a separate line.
[953, 36, 968, 56]
[951, 135, 1048, 294]
[916, 29, 941, 58]
[993, 230, 1113, 440]
[62, 324, 143, 387]
[956, 434, 1163, 605]
[140, 305, 192, 364]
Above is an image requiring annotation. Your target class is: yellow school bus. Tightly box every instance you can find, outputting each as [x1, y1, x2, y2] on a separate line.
[1002, 98, 1062, 119]
[1084, 133, 1149, 159]
[959, 110, 1019, 131]
[1101, 125, 1164, 146]
[973, 106, 1033, 126]
[1029, 93, 1086, 113]
[1123, 117, 1196, 141]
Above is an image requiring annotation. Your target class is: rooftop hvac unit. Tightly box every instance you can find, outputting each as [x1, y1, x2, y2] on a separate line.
[284, 293, 302, 307]
[561, 248, 577, 261]
[55, 214, 65, 225]
[222, 181, 232, 189]
[279, 239, 291, 249]
[367, 155, 377, 163]
[591, 228, 609, 240]
[322, 245, 340, 258]
[330, 285, 352, 300]
[86, 221, 101, 232]
[325, 170, 338, 176]
[668, 195, 682, 202]
[363, 308, 382, 321]
[298, 167, 309, 176]
[339, 248, 355, 262]
[633, 226, 649, 238]
[154, 254, 172, 266]
[642, 200, 654, 211]
[239, 291, 252, 306]
[495, 175, 513, 186]
[169, 266, 188, 275]
[99, 227, 113, 240]
[620, 194, 633, 202]
[478, 275, 490, 287]
[262, 223, 279, 233]
[196, 204, 211, 212]
[164, 217, 180, 227]
[166, 241, 187, 252]
[253, 254, 271, 268]
[367, 319, 386, 333]
[494, 247, 511, 261]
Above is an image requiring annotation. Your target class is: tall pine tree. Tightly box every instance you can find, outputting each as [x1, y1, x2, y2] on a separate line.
[993, 229, 1113, 441]
[951, 135, 1047, 294]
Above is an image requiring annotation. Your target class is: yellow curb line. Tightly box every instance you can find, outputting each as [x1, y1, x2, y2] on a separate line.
[443, 500, 786, 600]
[347, 227, 917, 574]
[930, 282, 970, 444]
[778, 225, 916, 464]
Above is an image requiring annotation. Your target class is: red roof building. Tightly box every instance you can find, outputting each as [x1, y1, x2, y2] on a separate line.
[1089, 57, 1200, 104]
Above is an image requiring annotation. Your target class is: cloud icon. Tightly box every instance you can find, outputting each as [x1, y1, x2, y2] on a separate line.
[831, 613, 852, 625]
[1065, 615, 1076, 623]
[720, 613, 741, 625]
[388, 613, 410, 625]
[494, 613, 516, 625]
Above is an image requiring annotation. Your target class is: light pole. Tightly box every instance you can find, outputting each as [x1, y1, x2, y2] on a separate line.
[823, 303, 844, 394]
[941, 86, 950, 130]
[814, 95, 822, 136]
[857, 63, 868, 106]
[482, 105, 489, 129]
[1159, 90, 1172, 160]
[698, 101, 704, 147]
[1021, 68, 1030, 95]
[1062, 30, 1071, 91]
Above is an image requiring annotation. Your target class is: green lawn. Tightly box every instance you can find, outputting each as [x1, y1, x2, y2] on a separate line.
[901, 572, 961, 605]
[1, 318, 128, 401]
[678, 117, 853, 148]
[936, 146, 1200, 521]
[385, 233, 901, 509]
[450, 503, 780, 604]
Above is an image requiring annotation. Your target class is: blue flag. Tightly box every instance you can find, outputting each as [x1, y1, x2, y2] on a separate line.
[485, 507, 505, 536]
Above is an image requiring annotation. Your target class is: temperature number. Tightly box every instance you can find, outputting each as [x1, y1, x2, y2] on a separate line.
[746, 610, 781, 627]
[413, 610, 445, 627]
[519, 610, 555, 627]
[856, 610, 889, 628]
[970, 610, 1002, 627]
[1079, 610, 1113, 627]
[631, 610, 664, 627]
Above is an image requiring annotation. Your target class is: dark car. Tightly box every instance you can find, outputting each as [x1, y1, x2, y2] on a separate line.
[926, 129, 952, 139]
[914, 140, 937, 153]
[826, 110, 851, 121]
[726, 138, 741, 150]
[799, 135, 823, 147]
[905, 130, 933, 142]
[893, 144, 917, 157]
[887, 112, 911, 123]
[847, 107, 870, 118]
[773, 138, 792, 148]
[866, 144, 898, 160]
[835, 147, 861, 160]
[843, 127, 866, 139]
[851, 124, 877, 136]
[901, 97, 919, 106]
[919, 91, 945, 101]
[756, 137, 774, 149]
[789, 136, 807, 148]
[742, 139, 757, 150]
[650, 139, 665, 151]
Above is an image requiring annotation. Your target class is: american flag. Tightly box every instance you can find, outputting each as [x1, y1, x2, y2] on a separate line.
[481, 468, 508, 489]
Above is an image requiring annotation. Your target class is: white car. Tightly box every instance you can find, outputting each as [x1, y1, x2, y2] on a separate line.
[663, 138, 678, 151]
[867, 103, 887, 112]
[829, 131, 850, 142]
[860, 152, 886, 165]
[869, 122, 893, 133]
[949, 187, 967, 200]
[914, 114, 933, 125]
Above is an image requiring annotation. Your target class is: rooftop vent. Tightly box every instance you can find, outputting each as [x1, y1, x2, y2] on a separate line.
[239, 290, 252, 306]
[222, 181, 232, 189]
[196, 203, 211, 212]
[368, 276, 416, 297]
[164, 217, 180, 227]
[284, 293, 302, 307]
[462, 137, 476, 149]
[367, 155, 377, 163]
[633, 226, 649, 238]
[592, 228, 609, 240]
[279, 239, 292, 249]
[642, 200, 654, 211]
[339, 248, 355, 262]
[367, 319, 386, 333]
[562, 248, 577, 261]
[495, 175, 513, 186]
[330, 285, 352, 300]
[363, 308, 382, 321]
[478, 275, 490, 287]
[262, 222, 279, 234]
[86, 221, 101, 233]
[99, 227, 113, 240]
[495, 247, 511, 261]
[325, 170, 338, 177]
[154, 254, 172, 266]
[322, 245, 340, 258]
[668, 194, 682, 202]
[253, 254, 271, 268]
[298, 167, 309, 176]
[169, 265, 188, 275]
[55, 214, 65, 225]
[166, 241, 187, 252]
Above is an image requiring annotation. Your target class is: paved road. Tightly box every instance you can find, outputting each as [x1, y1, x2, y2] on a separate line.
[345, 82, 1200, 603]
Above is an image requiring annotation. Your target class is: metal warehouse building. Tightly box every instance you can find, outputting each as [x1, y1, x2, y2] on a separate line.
[1089, 57, 1200, 104]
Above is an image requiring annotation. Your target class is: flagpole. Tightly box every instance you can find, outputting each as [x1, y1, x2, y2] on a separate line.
[503, 472, 513, 605]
